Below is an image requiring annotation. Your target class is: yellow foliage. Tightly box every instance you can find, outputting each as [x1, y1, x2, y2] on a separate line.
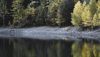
[81, 5, 93, 26]
[71, 1, 85, 26]
[72, 0, 100, 27]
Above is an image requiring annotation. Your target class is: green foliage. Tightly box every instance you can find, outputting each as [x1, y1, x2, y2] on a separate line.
[12, 0, 25, 25]
[12, 0, 37, 27]
[71, 0, 100, 28]
[0, 0, 74, 27]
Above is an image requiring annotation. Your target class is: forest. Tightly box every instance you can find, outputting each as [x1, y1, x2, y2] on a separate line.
[0, 0, 99, 28]
[0, 0, 74, 27]
[0, 0, 100, 57]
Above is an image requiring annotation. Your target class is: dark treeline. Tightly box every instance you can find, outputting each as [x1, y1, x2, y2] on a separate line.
[0, 0, 75, 27]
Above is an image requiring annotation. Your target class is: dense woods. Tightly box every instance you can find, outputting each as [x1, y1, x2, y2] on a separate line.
[0, 0, 74, 27]
[0, 0, 99, 28]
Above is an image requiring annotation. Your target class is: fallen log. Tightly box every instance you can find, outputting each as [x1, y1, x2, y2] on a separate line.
[0, 27, 100, 41]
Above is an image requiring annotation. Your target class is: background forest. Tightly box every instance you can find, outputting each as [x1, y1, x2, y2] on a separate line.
[0, 0, 100, 28]
[0, 0, 74, 27]
[0, 0, 99, 28]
